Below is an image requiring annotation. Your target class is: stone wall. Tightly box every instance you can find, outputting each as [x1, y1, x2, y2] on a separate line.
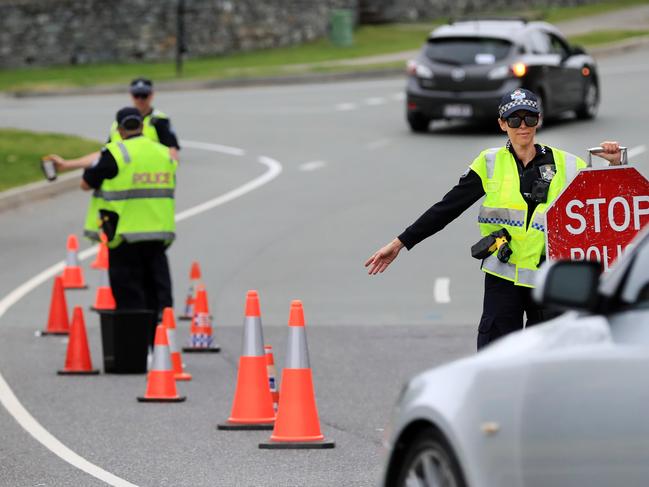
[359, 0, 599, 23]
[0, 0, 357, 68]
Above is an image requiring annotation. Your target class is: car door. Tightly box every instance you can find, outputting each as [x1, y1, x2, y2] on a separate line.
[518, 237, 649, 486]
[547, 32, 583, 110]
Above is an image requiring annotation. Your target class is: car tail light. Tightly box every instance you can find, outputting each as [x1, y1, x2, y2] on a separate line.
[582, 66, 591, 76]
[511, 62, 527, 77]
[406, 60, 433, 79]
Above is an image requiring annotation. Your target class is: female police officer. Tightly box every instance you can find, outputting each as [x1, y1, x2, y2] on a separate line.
[365, 88, 619, 349]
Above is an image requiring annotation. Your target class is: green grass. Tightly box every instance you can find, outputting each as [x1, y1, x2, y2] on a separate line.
[568, 29, 649, 46]
[0, 23, 438, 93]
[541, 0, 649, 23]
[0, 129, 101, 191]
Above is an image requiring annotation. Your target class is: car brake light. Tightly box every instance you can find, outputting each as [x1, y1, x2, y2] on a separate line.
[511, 63, 527, 77]
[582, 67, 591, 76]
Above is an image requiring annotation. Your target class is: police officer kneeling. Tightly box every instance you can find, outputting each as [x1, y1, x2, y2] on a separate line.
[77, 107, 177, 344]
[365, 88, 617, 350]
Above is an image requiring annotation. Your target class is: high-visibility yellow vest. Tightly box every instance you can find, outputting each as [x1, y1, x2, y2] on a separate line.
[95, 136, 177, 249]
[83, 110, 169, 241]
[469, 145, 586, 287]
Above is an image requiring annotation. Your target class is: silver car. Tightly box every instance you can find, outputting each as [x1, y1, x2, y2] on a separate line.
[382, 226, 649, 487]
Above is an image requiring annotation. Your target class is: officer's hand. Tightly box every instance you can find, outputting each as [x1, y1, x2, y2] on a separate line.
[365, 238, 404, 275]
[48, 154, 67, 170]
[595, 141, 622, 165]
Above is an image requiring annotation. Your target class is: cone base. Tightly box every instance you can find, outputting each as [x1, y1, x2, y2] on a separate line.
[89, 306, 115, 312]
[137, 396, 186, 403]
[178, 315, 192, 321]
[39, 330, 69, 336]
[174, 372, 192, 381]
[63, 285, 88, 290]
[182, 346, 221, 353]
[217, 421, 274, 431]
[58, 369, 100, 375]
[259, 439, 335, 449]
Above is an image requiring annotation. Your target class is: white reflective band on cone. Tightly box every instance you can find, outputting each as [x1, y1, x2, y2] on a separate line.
[66, 251, 78, 267]
[167, 328, 178, 354]
[151, 345, 172, 371]
[242, 316, 265, 357]
[99, 269, 110, 287]
[285, 327, 310, 369]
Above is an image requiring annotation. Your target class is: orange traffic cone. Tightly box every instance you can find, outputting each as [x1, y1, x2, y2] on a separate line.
[91, 262, 115, 312]
[137, 324, 186, 402]
[265, 345, 280, 412]
[218, 291, 275, 430]
[179, 261, 202, 321]
[58, 306, 99, 375]
[259, 300, 334, 449]
[41, 276, 70, 336]
[183, 286, 220, 353]
[90, 233, 109, 270]
[61, 234, 87, 289]
[161, 307, 191, 381]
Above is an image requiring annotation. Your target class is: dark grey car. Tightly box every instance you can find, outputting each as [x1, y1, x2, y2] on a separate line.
[406, 19, 600, 132]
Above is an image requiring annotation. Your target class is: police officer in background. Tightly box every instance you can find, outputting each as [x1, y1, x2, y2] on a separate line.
[365, 88, 619, 350]
[52, 107, 177, 344]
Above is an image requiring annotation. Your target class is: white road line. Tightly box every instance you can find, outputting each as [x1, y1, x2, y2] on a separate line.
[434, 278, 451, 304]
[298, 160, 327, 172]
[335, 102, 357, 111]
[391, 92, 405, 101]
[629, 145, 647, 159]
[181, 140, 246, 157]
[0, 141, 283, 487]
[365, 97, 386, 106]
[366, 138, 391, 151]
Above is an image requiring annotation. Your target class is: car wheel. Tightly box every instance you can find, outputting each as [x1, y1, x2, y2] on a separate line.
[395, 428, 467, 487]
[407, 113, 431, 133]
[576, 80, 599, 120]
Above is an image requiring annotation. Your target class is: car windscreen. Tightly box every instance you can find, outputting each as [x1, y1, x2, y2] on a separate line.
[425, 37, 513, 65]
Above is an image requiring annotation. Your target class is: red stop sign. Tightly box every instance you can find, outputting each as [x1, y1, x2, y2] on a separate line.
[546, 166, 649, 271]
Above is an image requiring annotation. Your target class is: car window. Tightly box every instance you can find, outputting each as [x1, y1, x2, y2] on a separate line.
[548, 34, 570, 58]
[425, 37, 513, 65]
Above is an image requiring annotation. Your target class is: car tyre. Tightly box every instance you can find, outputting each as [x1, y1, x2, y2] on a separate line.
[407, 113, 431, 133]
[395, 427, 467, 487]
[576, 80, 599, 120]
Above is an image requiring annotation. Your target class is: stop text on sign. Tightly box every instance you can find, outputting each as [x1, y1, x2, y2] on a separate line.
[565, 196, 649, 234]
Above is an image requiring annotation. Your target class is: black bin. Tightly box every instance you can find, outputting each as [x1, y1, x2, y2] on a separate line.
[99, 309, 155, 373]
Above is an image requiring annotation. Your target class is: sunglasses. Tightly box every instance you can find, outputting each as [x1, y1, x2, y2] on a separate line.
[504, 114, 539, 128]
[132, 93, 150, 99]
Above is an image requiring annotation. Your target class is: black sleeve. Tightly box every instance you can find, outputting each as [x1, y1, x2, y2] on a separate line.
[82, 148, 118, 189]
[398, 169, 485, 250]
[152, 118, 180, 149]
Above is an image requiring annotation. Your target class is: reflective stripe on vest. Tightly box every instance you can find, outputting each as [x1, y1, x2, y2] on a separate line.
[96, 188, 175, 201]
[483, 256, 537, 287]
[484, 148, 499, 179]
[530, 212, 546, 232]
[477, 207, 526, 228]
[120, 232, 176, 242]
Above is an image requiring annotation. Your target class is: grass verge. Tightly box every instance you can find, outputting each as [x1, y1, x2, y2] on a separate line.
[0, 129, 100, 191]
[568, 29, 649, 46]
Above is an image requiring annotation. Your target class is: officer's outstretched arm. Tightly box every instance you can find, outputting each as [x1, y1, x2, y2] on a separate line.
[365, 238, 405, 275]
[50, 151, 101, 171]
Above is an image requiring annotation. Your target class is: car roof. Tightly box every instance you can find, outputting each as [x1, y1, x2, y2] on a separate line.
[428, 19, 562, 43]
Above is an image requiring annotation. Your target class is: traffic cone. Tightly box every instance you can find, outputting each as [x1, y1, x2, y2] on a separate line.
[61, 234, 87, 289]
[162, 307, 191, 381]
[259, 300, 334, 449]
[218, 290, 275, 430]
[58, 306, 99, 375]
[90, 233, 109, 270]
[182, 286, 220, 353]
[265, 345, 279, 412]
[137, 324, 186, 402]
[41, 276, 70, 336]
[90, 258, 115, 311]
[179, 261, 202, 321]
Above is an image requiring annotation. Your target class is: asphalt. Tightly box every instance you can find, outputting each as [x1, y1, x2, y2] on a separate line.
[0, 43, 648, 487]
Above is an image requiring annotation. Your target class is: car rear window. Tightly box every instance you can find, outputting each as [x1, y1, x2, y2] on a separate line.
[425, 37, 513, 65]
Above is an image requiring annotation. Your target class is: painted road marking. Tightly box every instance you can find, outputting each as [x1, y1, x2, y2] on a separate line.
[365, 97, 386, 106]
[391, 92, 405, 101]
[0, 140, 283, 487]
[335, 102, 357, 111]
[366, 138, 391, 151]
[629, 144, 647, 159]
[434, 278, 451, 303]
[299, 160, 327, 172]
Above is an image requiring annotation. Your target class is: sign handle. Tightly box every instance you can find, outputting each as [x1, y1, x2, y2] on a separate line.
[587, 146, 627, 167]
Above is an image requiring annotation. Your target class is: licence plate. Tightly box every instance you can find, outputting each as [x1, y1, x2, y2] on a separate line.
[443, 104, 473, 117]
